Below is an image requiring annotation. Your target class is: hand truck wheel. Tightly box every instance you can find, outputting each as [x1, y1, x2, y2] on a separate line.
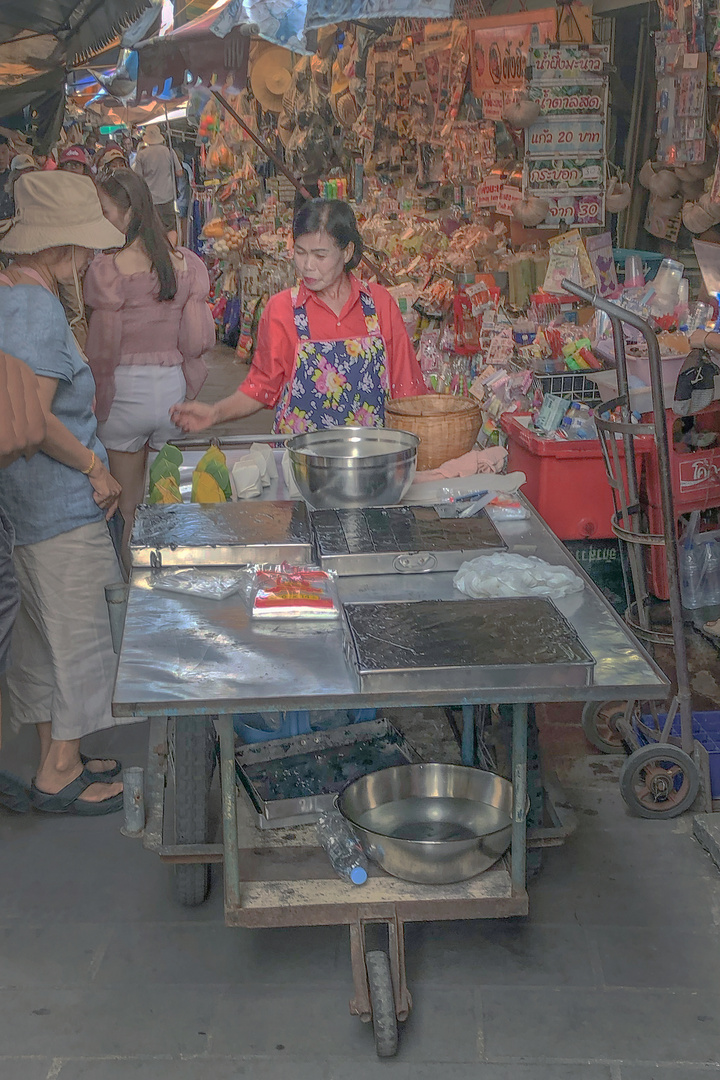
[619, 743, 699, 819]
[366, 950, 399, 1058]
[170, 716, 217, 906]
[582, 700, 628, 754]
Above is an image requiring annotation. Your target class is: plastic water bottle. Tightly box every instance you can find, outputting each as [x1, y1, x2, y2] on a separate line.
[702, 540, 720, 605]
[316, 811, 368, 885]
[680, 543, 705, 608]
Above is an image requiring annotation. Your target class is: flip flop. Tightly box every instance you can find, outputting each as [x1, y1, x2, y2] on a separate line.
[30, 772, 123, 816]
[80, 753, 122, 781]
[0, 771, 31, 813]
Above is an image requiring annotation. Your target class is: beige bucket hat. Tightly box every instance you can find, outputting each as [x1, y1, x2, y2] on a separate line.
[0, 172, 126, 254]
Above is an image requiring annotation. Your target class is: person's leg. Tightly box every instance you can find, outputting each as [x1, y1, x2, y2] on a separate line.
[10, 524, 124, 805]
[107, 447, 147, 568]
[37, 720, 117, 775]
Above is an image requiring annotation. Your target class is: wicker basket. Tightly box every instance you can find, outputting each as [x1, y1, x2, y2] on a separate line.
[386, 394, 482, 471]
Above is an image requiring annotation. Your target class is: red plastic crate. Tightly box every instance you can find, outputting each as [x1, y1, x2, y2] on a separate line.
[640, 403, 720, 515]
[501, 414, 622, 540]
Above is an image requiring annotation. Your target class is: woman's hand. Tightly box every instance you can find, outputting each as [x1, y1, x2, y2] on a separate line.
[689, 329, 712, 349]
[88, 459, 122, 520]
[171, 401, 217, 433]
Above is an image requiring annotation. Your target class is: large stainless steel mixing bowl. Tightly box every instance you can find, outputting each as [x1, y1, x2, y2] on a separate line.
[287, 427, 418, 509]
[338, 763, 515, 885]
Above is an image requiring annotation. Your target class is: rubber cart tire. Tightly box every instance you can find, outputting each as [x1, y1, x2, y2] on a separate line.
[171, 716, 217, 906]
[366, 951, 398, 1058]
[619, 743, 699, 819]
[582, 700, 627, 754]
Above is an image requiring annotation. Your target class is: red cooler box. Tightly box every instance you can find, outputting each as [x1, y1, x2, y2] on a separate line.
[501, 414, 618, 540]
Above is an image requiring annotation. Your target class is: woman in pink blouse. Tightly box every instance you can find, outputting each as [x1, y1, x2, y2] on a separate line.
[85, 169, 214, 558]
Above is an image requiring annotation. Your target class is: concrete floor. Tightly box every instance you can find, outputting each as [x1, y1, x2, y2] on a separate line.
[1, 346, 720, 1078]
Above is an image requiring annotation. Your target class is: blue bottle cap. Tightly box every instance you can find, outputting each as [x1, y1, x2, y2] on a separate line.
[350, 866, 368, 885]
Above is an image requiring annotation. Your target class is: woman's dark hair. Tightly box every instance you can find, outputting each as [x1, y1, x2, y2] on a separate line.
[293, 198, 363, 271]
[97, 168, 177, 301]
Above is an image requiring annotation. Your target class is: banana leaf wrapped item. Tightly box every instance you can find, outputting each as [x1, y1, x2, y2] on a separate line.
[148, 444, 183, 503]
[191, 447, 232, 503]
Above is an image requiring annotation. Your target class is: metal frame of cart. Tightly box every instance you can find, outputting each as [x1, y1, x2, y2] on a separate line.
[115, 448, 667, 1055]
[564, 280, 708, 817]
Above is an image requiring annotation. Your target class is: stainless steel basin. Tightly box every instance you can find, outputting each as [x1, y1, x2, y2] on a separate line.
[338, 763, 515, 884]
[287, 427, 418, 509]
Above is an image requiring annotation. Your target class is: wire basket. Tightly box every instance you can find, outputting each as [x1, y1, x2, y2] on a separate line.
[534, 371, 601, 404]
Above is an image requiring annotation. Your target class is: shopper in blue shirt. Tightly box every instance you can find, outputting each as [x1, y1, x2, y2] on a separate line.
[0, 170, 132, 815]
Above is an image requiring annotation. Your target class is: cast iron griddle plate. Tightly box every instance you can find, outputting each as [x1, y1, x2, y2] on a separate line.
[344, 597, 594, 671]
[132, 500, 311, 550]
[311, 505, 505, 555]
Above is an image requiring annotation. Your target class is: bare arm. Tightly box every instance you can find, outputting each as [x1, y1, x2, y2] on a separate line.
[690, 329, 720, 350]
[36, 376, 121, 519]
[0, 351, 47, 468]
[171, 389, 264, 433]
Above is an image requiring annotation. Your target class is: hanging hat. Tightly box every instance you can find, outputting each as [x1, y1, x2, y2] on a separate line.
[329, 59, 359, 129]
[277, 110, 294, 149]
[0, 172, 125, 254]
[250, 45, 294, 113]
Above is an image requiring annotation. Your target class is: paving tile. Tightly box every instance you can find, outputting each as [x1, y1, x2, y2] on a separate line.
[100, 923, 344, 988]
[482, 988, 720, 1063]
[0, 1058, 53, 1079]
[410, 1067, 613, 1080]
[528, 848, 719, 930]
[0, 925, 112, 988]
[620, 1065, 720, 1078]
[0, 986, 216, 1057]
[594, 928, 720, 992]
[405, 920, 599, 987]
[0, 811, 226, 925]
[211, 986, 480, 1063]
[56, 1058, 330, 1080]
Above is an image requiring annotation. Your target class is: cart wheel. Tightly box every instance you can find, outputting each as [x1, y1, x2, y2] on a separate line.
[366, 951, 398, 1058]
[171, 716, 217, 907]
[582, 700, 627, 754]
[619, 743, 699, 819]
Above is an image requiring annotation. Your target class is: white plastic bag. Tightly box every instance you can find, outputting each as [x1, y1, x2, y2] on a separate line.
[453, 553, 584, 599]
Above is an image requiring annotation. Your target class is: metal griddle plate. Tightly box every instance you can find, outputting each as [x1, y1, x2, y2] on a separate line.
[310, 506, 506, 575]
[130, 501, 313, 567]
[235, 719, 421, 829]
[343, 598, 596, 692]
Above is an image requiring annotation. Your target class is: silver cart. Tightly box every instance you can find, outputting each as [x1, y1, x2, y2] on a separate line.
[113, 480, 667, 1057]
[564, 279, 707, 818]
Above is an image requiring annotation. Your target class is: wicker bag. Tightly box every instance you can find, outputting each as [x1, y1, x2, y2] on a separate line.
[385, 394, 482, 471]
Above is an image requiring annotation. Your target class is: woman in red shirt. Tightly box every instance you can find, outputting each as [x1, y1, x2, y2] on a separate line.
[172, 199, 426, 435]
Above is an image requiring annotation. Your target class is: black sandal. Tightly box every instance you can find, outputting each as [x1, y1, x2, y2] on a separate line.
[30, 772, 123, 816]
[79, 753, 122, 781]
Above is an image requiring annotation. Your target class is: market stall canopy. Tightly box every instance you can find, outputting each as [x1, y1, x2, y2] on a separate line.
[0, 0, 153, 133]
[135, 0, 456, 99]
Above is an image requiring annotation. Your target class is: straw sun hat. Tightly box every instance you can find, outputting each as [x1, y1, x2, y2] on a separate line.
[251, 45, 293, 113]
[0, 171, 126, 254]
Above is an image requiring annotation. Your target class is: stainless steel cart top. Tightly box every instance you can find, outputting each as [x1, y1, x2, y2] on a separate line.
[113, 498, 668, 716]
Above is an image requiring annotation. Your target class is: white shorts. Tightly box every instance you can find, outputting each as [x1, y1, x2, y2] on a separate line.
[97, 365, 186, 453]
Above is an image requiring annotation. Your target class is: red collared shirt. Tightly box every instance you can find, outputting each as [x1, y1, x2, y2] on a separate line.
[240, 274, 427, 408]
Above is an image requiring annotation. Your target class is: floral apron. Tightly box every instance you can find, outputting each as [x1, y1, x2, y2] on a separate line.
[274, 287, 390, 435]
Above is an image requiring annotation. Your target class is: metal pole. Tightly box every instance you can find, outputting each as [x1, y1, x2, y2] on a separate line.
[511, 702, 527, 894]
[563, 281, 694, 752]
[164, 103, 179, 239]
[461, 704, 475, 767]
[210, 89, 395, 287]
[121, 766, 145, 837]
[216, 713, 242, 912]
